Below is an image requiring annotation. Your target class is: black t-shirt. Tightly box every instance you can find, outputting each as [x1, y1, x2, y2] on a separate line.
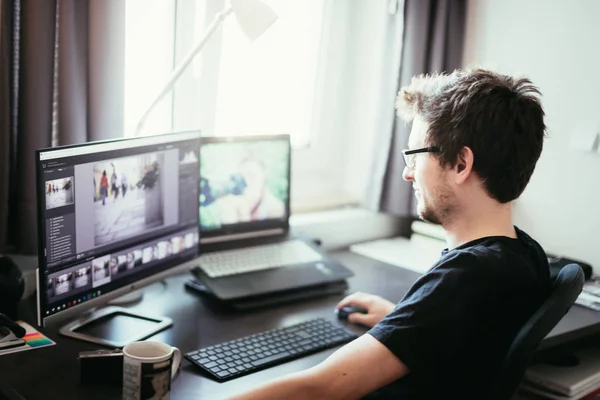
[365, 227, 551, 400]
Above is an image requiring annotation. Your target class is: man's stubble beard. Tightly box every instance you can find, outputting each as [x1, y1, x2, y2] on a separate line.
[418, 183, 454, 226]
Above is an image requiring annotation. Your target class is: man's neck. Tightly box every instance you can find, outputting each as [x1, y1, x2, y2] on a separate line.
[442, 201, 516, 249]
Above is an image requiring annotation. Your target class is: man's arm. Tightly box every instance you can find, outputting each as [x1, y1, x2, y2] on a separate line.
[228, 333, 409, 400]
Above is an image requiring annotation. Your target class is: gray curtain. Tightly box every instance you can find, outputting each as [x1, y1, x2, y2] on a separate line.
[0, 0, 10, 254]
[2, 0, 125, 255]
[378, 0, 466, 216]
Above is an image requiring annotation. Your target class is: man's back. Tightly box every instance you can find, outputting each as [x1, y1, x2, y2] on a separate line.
[366, 227, 551, 399]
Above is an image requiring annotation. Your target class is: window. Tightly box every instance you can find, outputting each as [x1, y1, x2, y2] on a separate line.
[123, 0, 176, 137]
[124, 0, 359, 212]
[213, 1, 324, 149]
[125, 0, 324, 147]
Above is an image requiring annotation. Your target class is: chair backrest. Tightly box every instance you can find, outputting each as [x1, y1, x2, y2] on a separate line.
[491, 263, 584, 400]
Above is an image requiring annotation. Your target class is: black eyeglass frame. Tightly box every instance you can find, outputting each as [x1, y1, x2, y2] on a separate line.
[401, 146, 440, 169]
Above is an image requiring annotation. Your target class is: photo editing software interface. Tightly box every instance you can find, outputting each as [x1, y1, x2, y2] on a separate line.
[199, 135, 291, 238]
[37, 132, 200, 323]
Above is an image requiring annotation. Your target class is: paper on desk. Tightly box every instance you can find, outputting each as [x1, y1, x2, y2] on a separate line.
[350, 234, 446, 274]
[0, 321, 55, 356]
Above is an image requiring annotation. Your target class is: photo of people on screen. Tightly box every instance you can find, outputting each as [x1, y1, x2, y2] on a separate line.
[126, 252, 135, 269]
[171, 236, 183, 254]
[184, 233, 194, 249]
[45, 177, 74, 210]
[106, 253, 134, 276]
[92, 255, 111, 287]
[142, 246, 154, 264]
[156, 241, 171, 260]
[200, 141, 288, 229]
[93, 154, 164, 246]
[74, 266, 91, 289]
[54, 272, 73, 296]
[133, 249, 143, 267]
[109, 255, 131, 277]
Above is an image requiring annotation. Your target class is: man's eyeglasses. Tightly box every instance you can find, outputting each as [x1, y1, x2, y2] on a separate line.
[401, 147, 440, 169]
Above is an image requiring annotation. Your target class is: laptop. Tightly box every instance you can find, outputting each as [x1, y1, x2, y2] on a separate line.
[187, 134, 353, 303]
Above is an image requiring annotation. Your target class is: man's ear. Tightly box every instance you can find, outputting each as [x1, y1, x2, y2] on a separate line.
[454, 146, 474, 184]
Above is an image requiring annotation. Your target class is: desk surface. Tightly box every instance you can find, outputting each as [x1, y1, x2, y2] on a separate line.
[2, 250, 600, 399]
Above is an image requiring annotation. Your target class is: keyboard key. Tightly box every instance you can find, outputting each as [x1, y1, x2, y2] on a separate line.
[252, 351, 291, 367]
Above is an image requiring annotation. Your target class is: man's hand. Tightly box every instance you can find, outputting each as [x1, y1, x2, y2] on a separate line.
[336, 292, 396, 328]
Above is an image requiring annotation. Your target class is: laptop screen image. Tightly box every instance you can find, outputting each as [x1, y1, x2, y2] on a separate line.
[199, 134, 291, 244]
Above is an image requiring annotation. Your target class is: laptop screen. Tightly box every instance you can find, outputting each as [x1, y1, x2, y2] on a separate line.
[199, 134, 291, 243]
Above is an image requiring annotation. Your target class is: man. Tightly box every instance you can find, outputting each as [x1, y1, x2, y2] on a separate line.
[111, 167, 119, 200]
[237, 156, 285, 221]
[229, 68, 551, 400]
[121, 173, 128, 198]
[213, 155, 286, 224]
[100, 170, 109, 206]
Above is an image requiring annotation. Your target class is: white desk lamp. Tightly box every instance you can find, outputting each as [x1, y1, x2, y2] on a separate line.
[134, 0, 278, 137]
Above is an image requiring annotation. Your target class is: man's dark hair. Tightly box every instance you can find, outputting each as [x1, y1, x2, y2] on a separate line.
[396, 68, 546, 203]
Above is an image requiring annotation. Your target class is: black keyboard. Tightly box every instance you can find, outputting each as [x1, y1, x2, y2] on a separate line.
[185, 318, 358, 381]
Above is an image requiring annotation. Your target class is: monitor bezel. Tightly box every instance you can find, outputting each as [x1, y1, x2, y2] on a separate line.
[36, 130, 201, 327]
[198, 133, 292, 243]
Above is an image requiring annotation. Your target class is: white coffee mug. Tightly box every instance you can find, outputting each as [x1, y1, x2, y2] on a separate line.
[122, 341, 181, 400]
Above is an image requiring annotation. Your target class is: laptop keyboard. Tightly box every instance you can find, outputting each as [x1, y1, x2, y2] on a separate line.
[185, 318, 358, 381]
[198, 240, 323, 278]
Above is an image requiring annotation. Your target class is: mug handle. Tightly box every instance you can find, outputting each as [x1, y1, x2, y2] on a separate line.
[171, 347, 182, 379]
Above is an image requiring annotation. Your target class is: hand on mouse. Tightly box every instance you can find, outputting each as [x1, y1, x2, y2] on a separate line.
[335, 292, 395, 328]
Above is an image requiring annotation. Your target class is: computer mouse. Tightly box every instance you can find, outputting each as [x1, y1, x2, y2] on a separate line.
[336, 305, 368, 320]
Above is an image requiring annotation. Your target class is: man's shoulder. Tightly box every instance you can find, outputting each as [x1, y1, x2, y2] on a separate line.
[433, 241, 505, 272]
[429, 233, 549, 289]
[443, 233, 536, 263]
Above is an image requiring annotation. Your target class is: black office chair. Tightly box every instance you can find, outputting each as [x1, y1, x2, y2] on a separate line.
[491, 263, 584, 400]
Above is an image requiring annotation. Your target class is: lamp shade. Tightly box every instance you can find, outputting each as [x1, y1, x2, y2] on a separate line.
[231, 0, 278, 41]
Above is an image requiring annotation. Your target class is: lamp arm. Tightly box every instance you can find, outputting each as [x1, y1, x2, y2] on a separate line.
[134, 4, 234, 136]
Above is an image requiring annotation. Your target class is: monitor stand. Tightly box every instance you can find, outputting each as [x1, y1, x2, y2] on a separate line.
[59, 306, 172, 348]
[107, 290, 144, 305]
[106, 279, 167, 306]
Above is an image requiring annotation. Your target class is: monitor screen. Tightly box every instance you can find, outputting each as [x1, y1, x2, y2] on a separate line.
[199, 134, 291, 242]
[36, 131, 200, 325]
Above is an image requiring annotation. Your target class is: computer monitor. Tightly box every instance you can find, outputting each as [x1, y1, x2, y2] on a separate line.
[35, 131, 201, 347]
[199, 134, 291, 245]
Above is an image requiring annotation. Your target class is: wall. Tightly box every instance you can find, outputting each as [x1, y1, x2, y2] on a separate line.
[463, 0, 600, 271]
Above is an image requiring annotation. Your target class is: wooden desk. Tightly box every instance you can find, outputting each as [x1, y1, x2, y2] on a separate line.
[1, 251, 599, 399]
